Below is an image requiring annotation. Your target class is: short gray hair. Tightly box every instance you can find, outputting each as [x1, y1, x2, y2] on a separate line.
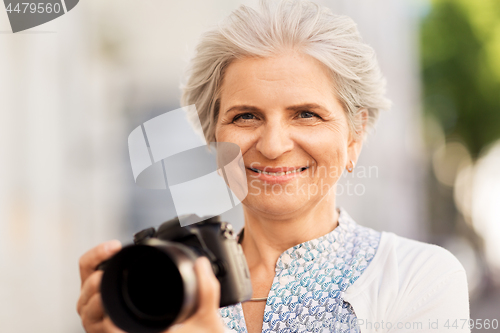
[181, 0, 391, 143]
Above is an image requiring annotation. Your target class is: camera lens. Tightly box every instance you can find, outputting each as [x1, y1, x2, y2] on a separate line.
[101, 242, 198, 333]
[122, 247, 183, 320]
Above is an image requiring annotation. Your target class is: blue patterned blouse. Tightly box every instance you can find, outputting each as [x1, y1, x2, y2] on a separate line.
[219, 207, 381, 333]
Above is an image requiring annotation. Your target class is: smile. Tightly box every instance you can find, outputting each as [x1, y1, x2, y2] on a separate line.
[248, 167, 308, 176]
[246, 166, 310, 184]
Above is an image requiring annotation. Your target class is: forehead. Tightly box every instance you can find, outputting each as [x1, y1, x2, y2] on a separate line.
[220, 52, 338, 107]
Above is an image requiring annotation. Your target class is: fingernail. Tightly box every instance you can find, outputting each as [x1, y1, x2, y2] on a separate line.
[106, 240, 121, 253]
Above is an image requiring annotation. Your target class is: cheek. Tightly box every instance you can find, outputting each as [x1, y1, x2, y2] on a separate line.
[215, 125, 256, 154]
[293, 128, 348, 177]
[295, 125, 348, 155]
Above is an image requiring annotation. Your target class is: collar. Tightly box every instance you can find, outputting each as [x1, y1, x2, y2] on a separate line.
[236, 207, 358, 274]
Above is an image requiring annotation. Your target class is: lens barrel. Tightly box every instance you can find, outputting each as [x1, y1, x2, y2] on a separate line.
[100, 240, 199, 333]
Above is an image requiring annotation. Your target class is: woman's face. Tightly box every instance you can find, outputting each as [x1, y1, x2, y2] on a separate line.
[215, 52, 362, 217]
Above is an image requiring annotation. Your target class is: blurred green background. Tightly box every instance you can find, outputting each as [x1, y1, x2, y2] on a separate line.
[421, 0, 500, 157]
[421, 0, 500, 324]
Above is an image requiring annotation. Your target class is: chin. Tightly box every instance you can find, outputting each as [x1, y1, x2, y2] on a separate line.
[243, 194, 306, 217]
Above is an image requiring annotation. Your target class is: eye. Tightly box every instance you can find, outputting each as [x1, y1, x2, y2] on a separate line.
[233, 113, 256, 122]
[298, 111, 320, 119]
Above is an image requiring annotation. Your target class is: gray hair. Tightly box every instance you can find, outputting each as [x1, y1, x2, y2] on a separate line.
[181, 0, 391, 143]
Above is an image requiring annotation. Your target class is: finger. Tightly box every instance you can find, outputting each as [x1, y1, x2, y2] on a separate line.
[85, 321, 106, 333]
[84, 311, 126, 333]
[79, 240, 122, 285]
[102, 316, 128, 333]
[77, 270, 103, 315]
[82, 293, 105, 325]
[86, 318, 123, 333]
[193, 257, 221, 316]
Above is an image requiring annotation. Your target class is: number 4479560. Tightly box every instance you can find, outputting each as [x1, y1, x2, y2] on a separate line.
[6, 2, 62, 14]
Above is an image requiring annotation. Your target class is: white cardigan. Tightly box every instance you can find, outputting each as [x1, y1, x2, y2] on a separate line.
[344, 231, 470, 333]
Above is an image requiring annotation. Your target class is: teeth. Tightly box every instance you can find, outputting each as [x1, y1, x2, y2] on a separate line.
[252, 168, 305, 176]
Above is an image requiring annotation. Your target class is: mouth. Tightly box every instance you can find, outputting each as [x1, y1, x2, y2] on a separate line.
[247, 166, 309, 176]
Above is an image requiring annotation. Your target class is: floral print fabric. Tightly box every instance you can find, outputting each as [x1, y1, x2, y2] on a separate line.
[220, 207, 381, 333]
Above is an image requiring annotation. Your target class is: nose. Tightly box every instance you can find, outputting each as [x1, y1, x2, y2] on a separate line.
[255, 120, 294, 160]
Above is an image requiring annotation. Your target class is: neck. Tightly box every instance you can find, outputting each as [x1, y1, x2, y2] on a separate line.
[240, 192, 339, 274]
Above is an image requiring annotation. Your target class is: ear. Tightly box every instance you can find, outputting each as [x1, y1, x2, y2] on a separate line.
[347, 108, 368, 166]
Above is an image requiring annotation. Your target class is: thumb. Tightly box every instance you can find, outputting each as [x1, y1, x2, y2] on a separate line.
[193, 257, 220, 316]
[168, 257, 225, 333]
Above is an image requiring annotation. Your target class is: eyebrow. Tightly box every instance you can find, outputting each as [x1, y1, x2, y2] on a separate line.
[224, 103, 330, 115]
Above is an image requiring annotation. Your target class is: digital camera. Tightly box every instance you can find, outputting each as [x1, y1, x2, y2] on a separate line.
[99, 215, 253, 333]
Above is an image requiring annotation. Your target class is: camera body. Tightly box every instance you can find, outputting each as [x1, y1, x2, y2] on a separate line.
[100, 215, 252, 333]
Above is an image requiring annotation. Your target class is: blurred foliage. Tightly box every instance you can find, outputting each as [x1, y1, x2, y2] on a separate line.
[420, 0, 500, 158]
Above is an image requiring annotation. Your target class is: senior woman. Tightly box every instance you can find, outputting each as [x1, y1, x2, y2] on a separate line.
[77, 1, 470, 332]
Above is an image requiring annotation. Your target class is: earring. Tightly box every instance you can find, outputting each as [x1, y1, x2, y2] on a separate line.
[346, 160, 355, 173]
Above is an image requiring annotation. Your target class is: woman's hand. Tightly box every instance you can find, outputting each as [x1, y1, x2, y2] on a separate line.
[163, 257, 226, 333]
[77, 240, 125, 333]
[77, 241, 226, 333]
